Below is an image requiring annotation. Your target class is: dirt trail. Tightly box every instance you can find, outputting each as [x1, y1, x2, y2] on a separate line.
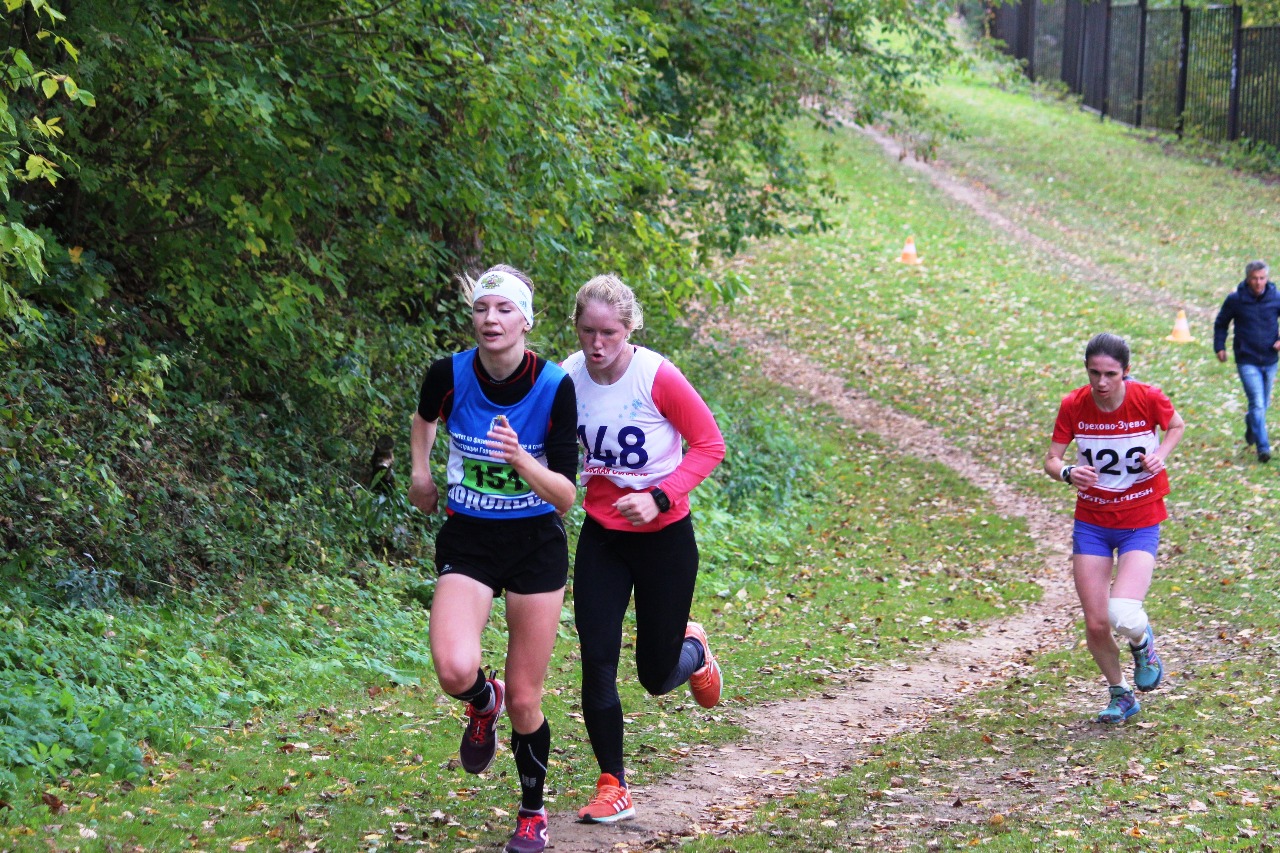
[545, 318, 1079, 851]
[540, 124, 1172, 851]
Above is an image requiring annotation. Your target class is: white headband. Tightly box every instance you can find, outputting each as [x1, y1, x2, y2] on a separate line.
[473, 271, 534, 327]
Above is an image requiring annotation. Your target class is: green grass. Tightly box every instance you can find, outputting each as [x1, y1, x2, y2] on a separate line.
[6, 65, 1280, 851]
[672, 72, 1280, 850]
[928, 75, 1280, 311]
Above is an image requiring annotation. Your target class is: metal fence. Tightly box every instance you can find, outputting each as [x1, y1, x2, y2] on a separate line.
[1240, 26, 1280, 144]
[1107, 3, 1142, 123]
[989, 0, 1280, 148]
[1142, 8, 1183, 131]
[1035, 0, 1068, 80]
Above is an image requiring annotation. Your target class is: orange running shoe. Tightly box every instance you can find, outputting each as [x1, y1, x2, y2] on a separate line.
[577, 772, 635, 823]
[685, 622, 722, 708]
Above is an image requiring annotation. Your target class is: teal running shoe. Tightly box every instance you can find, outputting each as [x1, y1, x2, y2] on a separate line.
[1131, 625, 1164, 692]
[1097, 685, 1140, 724]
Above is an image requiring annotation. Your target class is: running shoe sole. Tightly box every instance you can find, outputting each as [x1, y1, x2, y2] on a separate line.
[579, 806, 636, 824]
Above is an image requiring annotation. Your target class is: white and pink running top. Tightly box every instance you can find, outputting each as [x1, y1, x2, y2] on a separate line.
[563, 346, 725, 532]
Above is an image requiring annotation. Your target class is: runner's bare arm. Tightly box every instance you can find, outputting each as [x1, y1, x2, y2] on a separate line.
[1045, 440, 1095, 488]
[409, 413, 440, 514]
[1140, 411, 1185, 474]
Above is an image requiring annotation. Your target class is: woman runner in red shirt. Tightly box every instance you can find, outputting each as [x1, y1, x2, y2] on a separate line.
[1044, 333, 1184, 723]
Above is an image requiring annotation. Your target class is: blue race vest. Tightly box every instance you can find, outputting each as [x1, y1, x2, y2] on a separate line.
[444, 349, 564, 519]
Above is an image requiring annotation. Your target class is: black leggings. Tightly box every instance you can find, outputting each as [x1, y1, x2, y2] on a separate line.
[574, 514, 700, 775]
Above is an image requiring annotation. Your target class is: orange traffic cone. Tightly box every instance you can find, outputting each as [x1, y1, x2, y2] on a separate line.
[1166, 310, 1194, 343]
[897, 236, 923, 265]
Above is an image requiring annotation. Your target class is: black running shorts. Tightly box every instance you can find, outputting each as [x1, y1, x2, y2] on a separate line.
[433, 511, 569, 596]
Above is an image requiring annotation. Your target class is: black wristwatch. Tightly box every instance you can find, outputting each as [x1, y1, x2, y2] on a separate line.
[649, 487, 672, 513]
[1061, 465, 1075, 484]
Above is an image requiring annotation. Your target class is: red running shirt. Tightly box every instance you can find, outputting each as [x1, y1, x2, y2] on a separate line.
[1052, 381, 1176, 528]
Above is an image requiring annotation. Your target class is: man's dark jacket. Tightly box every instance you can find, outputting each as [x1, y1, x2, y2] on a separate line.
[1213, 280, 1280, 366]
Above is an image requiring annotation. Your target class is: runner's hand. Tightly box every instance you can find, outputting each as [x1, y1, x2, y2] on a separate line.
[486, 416, 526, 464]
[409, 477, 439, 514]
[1071, 465, 1099, 489]
[614, 492, 660, 526]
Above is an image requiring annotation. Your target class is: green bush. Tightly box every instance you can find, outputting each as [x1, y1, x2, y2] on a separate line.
[0, 573, 434, 792]
[1, 308, 436, 594]
[644, 334, 822, 580]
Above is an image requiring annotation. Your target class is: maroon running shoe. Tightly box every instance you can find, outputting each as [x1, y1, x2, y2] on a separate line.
[459, 677, 504, 774]
[505, 807, 548, 853]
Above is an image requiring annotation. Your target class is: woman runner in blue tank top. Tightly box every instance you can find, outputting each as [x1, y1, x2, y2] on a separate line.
[409, 265, 578, 853]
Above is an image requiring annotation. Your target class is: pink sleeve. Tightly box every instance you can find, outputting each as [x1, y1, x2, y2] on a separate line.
[651, 360, 726, 501]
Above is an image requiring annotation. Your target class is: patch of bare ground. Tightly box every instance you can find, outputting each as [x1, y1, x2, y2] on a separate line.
[541, 120, 1216, 851]
[544, 316, 1079, 852]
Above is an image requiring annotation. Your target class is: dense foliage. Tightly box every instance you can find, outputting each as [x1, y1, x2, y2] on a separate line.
[0, 0, 955, 790]
[0, 0, 93, 321]
[0, 573, 434, 793]
[4, 0, 956, 350]
[2, 0, 959, 589]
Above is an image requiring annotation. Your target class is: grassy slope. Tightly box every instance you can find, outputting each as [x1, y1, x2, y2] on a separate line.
[6, 71, 1280, 851]
[676, 73, 1280, 851]
[930, 79, 1280, 308]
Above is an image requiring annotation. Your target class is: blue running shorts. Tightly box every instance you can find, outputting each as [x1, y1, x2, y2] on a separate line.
[1072, 519, 1160, 558]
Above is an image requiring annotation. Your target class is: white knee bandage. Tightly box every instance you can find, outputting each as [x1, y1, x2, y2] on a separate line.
[1108, 597, 1149, 644]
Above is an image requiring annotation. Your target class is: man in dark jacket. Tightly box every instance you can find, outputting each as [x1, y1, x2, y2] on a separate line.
[1214, 260, 1280, 463]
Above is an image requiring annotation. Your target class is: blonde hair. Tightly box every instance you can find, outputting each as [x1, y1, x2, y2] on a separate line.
[572, 274, 644, 332]
[459, 264, 535, 328]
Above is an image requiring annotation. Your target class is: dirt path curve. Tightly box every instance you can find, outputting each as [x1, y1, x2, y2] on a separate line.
[539, 121, 1191, 850]
[858, 124, 1214, 323]
[545, 317, 1079, 852]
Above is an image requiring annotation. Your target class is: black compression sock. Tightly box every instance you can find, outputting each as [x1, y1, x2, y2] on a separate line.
[449, 669, 491, 709]
[511, 719, 551, 811]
